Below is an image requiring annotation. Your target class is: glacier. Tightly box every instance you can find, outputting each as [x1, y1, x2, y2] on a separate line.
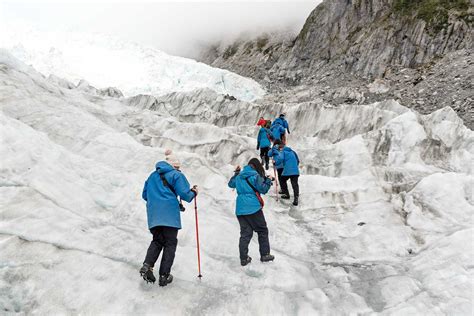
[0, 48, 473, 315]
[0, 24, 265, 102]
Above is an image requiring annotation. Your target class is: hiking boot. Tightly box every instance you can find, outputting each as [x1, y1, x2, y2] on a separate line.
[278, 190, 285, 194]
[293, 196, 299, 206]
[260, 254, 275, 262]
[281, 194, 290, 200]
[140, 263, 156, 284]
[158, 274, 173, 287]
[240, 256, 252, 266]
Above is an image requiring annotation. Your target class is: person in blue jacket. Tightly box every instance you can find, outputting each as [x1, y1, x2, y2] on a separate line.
[268, 140, 284, 193]
[140, 150, 198, 286]
[228, 158, 275, 266]
[271, 114, 290, 144]
[272, 113, 290, 134]
[256, 125, 271, 170]
[273, 143, 300, 206]
[270, 123, 286, 143]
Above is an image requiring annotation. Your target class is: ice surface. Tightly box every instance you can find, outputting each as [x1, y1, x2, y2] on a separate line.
[0, 24, 265, 102]
[0, 51, 473, 314]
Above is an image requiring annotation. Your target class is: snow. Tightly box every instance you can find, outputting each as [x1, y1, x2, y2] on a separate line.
[0, 51, 473, 314]
[0, 24, 265, 102]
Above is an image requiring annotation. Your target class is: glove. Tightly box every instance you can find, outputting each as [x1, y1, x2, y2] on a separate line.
[191, 185, 198, 196]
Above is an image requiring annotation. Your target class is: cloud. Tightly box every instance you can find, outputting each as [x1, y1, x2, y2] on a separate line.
[0, 1, 321, 58]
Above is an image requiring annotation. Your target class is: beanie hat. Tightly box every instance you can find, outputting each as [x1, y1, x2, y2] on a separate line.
[165, 149, 181, 168]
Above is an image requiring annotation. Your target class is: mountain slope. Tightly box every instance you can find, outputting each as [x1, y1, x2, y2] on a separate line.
[200, 0, 473, 128]
[204, 0, 473, 81]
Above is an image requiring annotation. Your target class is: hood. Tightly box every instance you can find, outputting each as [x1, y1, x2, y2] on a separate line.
[239, 165, 258, 178]
[283, 147, 293, 153]
[155, 161, 175, 174]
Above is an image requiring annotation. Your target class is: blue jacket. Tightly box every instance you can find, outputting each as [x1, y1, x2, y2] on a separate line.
[274, 147, 300, 176]
[142, 161, 195, 229]
[228, 165, 272, 216]
[257, 127, 271, 149]
[268, 145, 283, 169]
[272, 117, 290, 134]
[270, 124, 286, 141]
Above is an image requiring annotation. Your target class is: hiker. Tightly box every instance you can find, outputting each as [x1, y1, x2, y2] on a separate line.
[140, 150, 198, 286]
[273, 142, 300, 206]
[272, 113, 290, 134]
[228, 158, 275, 266]
[271, 114, 290, 144]
[257, 123, 271, 170]
[268, 140, 284, 193]
[270, 122, 286, 144]
[257, 116, 266, 127]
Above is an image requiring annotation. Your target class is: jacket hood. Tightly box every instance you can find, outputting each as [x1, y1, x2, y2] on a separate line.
[239, 165, 258, 178]
[155, 161, 175, 174]
[283, 147, 293, 152]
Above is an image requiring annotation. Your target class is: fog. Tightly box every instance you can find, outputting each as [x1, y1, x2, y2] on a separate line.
[1, 1, 321, 58]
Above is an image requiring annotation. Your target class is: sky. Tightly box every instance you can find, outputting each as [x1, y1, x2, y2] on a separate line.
[0, 1, 321, 58]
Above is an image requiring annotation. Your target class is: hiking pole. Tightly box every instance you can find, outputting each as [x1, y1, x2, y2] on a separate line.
[273, 161, 279, 202]
[193, 193, 202, 279]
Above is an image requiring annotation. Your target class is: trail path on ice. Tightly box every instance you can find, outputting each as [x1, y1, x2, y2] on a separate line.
[0, 52, 472, 314]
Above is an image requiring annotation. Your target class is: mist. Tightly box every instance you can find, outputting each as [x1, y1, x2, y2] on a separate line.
[1, 1, 321, 59]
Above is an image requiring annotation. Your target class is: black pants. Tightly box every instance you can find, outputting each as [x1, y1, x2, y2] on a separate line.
[144, 226, 178, 276]
[237, 210, 270, 260]
[281, 175, 299, 197]
[260, 147, 270, 167]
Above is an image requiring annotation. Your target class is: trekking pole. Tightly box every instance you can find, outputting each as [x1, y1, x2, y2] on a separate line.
[273, 161, 279, 202]
[194, 195, 202, 278]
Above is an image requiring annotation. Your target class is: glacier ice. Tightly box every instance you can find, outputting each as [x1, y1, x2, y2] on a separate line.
[0, 50, 473, 315]
[0, 24, 265, 102]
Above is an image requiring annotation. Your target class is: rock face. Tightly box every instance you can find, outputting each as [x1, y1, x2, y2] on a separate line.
[276, 0, 473, 80]
[201, 0, 473, 128]
[204, 0, 473, 82]
[200, 32, 293, 82]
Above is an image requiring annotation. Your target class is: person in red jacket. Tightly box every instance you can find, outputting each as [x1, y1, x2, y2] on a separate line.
[257, 117, 266, 127]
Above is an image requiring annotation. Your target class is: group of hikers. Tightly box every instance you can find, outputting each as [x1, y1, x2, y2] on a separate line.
[139, 114, 300, 286]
